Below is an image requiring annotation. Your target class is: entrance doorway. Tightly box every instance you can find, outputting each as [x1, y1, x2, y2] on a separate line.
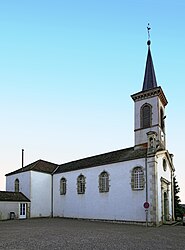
[19, 203, 26, 219]
[164, 192, 168, 221]
[161, 178, 170, 223]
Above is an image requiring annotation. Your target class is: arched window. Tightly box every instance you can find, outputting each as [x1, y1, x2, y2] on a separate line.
[60, 177, 67, 195]
[160, 108, 165, 130]
[77, 174, 86, 194]
[99, 171, 109, 193]
[15, 179, 19, 192]
[141, 104, 152, 128]
[131, 167, 144, 190]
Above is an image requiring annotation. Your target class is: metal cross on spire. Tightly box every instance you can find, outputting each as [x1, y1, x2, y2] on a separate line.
[147, 23, 151, 39]
[147, 23, 151, 46]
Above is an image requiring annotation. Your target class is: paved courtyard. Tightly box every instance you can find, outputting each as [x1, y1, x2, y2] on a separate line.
[0, 218, 184, 249]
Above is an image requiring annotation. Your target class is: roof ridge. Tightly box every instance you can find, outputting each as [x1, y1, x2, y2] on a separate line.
[0, 191, 13, 193]
[36, 159, 58, 165]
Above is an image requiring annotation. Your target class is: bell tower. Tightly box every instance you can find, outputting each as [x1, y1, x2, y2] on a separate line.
[131, 34, 168, 150]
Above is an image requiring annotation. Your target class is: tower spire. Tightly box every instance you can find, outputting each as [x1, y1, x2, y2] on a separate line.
[142, 24, 157, 91]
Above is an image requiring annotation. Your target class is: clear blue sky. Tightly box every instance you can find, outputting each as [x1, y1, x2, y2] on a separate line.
[0, 0, 185, 203]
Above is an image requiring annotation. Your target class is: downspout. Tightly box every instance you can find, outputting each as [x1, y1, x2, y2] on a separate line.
[145, 156, 148, 203]
[51, 174, 53, 217]
[172, 171, 175, 221]
[51, 166, 59, 218]
[145, 155, 148, 226]
[169, 153, 175, 221]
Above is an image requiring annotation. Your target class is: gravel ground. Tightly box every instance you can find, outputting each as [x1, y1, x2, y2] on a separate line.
[0, 218, 184, 250]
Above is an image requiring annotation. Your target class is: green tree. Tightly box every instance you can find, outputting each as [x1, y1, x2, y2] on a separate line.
[173, 176, 185, 219]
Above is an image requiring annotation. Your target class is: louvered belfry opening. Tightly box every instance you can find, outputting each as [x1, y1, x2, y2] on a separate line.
[141, 104, 151, 128]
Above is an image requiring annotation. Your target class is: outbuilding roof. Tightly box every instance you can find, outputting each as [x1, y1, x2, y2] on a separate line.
[55, 147, 147, 174]
[6, 159, 58, 176]
[0, 191, 30, 202]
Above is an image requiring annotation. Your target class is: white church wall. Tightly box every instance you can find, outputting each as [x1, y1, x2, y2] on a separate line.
[134, 96, 159, 146]
[6, 171, 52, 218]
[136, 127, 159, 147]
[0, 201, 30, 220]
[30, 171, 52, 217]
[156, 152, 173, 222]
[53, 158, 147, 222]
[6, 172, 31, 199]
[0, 202, 19, 220]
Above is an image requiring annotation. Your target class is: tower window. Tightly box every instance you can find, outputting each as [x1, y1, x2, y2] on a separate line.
[15, 179, 19, 192]
[99, 171, 109, 193]
[60, 177, 67, 195]
[77, 174, 86, 194]
[141, 104, 152, 128]
[163, 159, 167, 171]
[160, 108, 165, 130]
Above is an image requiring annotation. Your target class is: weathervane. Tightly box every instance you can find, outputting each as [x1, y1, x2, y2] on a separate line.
[147, 23, 151, 46]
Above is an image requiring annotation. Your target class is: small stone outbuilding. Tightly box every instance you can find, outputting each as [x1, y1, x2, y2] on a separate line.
[0, 191, 30, 220]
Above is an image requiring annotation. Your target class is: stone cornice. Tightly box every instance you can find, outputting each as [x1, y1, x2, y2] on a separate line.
[131, 86, 168, 107]
[161, 176, 171, 185]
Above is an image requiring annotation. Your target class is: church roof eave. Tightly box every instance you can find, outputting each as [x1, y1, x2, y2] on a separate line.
[55, 147, 147, 174]
[0, 191, 30, 202]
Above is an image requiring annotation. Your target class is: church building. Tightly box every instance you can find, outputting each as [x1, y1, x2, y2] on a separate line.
[5, 38, 175, 226]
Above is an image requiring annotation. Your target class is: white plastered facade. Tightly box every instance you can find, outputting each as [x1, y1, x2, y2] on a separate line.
[0, 201, 30, 220]
[6, 171, 52, 217]
[53, 159, 146, 222]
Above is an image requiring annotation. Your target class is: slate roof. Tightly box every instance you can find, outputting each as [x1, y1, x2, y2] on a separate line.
[0, 191, 30, 202]
[6, 148, 147, 177]
[142, 41, 158, 91]
[55, 147, 147, 174]
[6, 159, 58, 176]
